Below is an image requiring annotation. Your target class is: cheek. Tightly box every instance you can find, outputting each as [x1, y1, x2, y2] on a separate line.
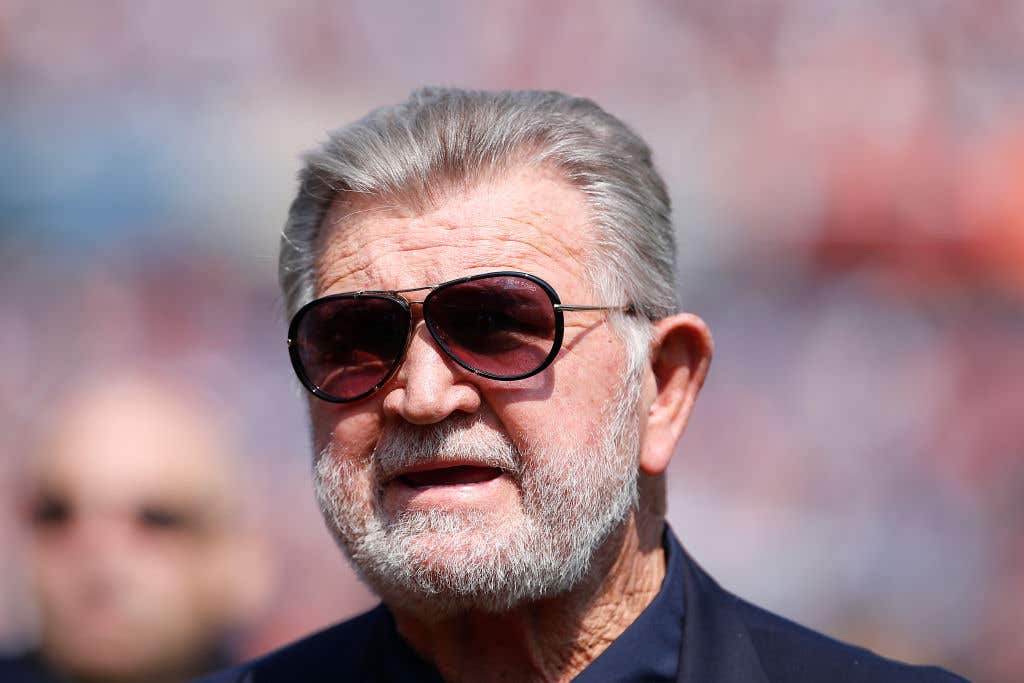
[310, 400, 384, 460]
[32, 542, 102, 597]
[493, 364, 623, 453]
[32, 560, 75, 606]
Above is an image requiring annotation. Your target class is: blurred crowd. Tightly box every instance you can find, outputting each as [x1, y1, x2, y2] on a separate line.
[1, 2, 1021, 681]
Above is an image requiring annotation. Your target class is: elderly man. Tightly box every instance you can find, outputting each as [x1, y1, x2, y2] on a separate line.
[205, 89, 965, 682]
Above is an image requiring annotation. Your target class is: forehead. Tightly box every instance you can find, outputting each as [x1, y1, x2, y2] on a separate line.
[35, 383, 232, 510]
[315, 165, 596, 294]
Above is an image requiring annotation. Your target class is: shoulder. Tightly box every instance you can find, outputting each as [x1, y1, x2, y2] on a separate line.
[194, 605, 390, 683]
[731, 594, 969, 682]
[0, 652, 60, 683]
[667, 527, 969, 683]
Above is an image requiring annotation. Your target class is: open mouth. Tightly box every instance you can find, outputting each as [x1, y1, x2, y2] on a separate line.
[398, 465, 504, 489]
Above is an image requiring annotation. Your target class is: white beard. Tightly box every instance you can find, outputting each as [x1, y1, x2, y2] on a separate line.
[314, 370, 643, 618]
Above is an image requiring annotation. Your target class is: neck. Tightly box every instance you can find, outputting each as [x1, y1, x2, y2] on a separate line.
[392, 511, 666, 683]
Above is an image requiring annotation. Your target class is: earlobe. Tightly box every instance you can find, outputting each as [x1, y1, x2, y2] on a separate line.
[638, 313, 713, 476]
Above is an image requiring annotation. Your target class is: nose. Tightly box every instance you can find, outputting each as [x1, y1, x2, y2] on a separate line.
[381, 322, 481, 424]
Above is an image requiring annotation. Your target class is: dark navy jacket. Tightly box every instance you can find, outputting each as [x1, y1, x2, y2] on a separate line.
[196, 531, 968, 682]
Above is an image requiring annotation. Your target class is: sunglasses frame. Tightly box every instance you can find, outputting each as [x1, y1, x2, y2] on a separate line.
[287, 270, 630, 403]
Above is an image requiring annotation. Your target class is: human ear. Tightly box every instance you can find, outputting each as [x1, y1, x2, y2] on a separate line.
[638, 313, 713, 476]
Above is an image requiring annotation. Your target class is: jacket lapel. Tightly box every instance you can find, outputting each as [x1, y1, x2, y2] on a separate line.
[673, 537, 770, 683]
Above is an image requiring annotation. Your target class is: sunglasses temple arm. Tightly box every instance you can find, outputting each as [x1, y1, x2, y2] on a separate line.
[555, 304, 634, 313]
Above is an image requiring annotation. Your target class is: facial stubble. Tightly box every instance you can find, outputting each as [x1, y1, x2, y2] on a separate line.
[314, 370, 643, 618]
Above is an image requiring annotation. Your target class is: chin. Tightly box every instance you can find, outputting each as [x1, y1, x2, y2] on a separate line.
[342, 516, 601, 621]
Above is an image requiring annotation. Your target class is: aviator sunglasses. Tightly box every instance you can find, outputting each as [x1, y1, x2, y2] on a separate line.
[287, 271, 632, 403]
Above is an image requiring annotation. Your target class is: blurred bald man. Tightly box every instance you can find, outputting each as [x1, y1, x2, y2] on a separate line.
[1, 374, 270, 683]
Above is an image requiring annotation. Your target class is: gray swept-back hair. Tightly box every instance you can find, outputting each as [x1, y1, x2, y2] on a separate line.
[280, 88, 677, 368]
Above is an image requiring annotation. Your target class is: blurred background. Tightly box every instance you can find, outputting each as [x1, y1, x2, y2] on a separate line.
[1, 1, 1021, 681]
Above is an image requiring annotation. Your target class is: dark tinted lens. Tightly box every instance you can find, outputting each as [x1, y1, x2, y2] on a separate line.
[293, 296, 409, 400]
[425, 275, 556, 378]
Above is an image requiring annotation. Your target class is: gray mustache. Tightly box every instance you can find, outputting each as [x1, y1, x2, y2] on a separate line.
[373, 416, 521, 480]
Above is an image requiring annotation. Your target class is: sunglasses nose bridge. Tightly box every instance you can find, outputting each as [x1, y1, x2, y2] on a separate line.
[402, 300, 427, 342]
[382, 312, 484, 424]
[400, 303, 464, 373]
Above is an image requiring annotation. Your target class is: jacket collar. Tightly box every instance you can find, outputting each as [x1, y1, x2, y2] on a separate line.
[670, 531, 770, 683]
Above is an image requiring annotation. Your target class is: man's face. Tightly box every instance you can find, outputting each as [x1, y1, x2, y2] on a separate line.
[27, 383, 247, 681]
[311, 165, 648, 613]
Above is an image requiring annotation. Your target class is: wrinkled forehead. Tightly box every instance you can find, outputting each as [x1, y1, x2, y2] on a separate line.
[313, 165, 598, 295]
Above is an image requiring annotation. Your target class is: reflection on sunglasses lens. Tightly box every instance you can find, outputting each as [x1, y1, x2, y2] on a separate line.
[426, 276, 556, 378]
[296, 296, 409, 400]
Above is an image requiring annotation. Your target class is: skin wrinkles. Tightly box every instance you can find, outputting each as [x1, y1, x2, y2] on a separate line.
[313, 193, 617, 395]
[307, 174, 618, 501]
[314, 167, 592, 299]
[309, 164, 684, 683]
[315, 229, 584, 300]
[390, 526, 665, 683]
[310, 169, 617, 422]
[544, 523, 665, 675]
